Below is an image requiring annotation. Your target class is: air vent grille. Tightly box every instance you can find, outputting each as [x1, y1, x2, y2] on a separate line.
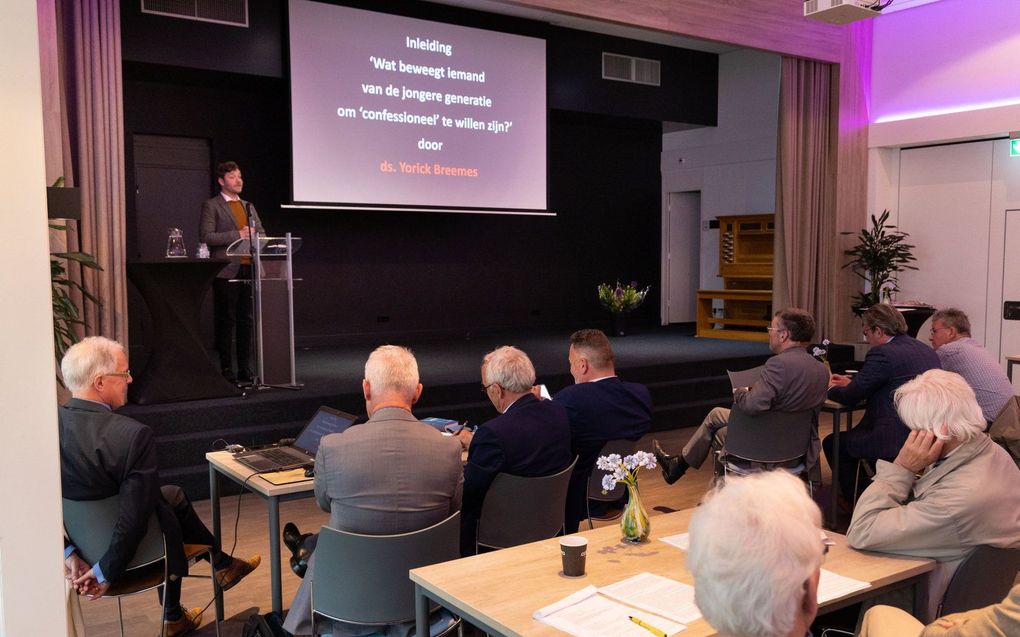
[141, 0, 248, 27]
[602, 52, 661, 87]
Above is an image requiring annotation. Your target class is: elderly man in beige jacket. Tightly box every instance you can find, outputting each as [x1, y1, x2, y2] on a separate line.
[847, 369, 1020, 623]
[860, 583, 1020, 637]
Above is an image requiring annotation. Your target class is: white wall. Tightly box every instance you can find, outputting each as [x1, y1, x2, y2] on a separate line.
[869, 0, 1020, 147]
[0, 3, 67, 636]
[661, 48, 780, 303]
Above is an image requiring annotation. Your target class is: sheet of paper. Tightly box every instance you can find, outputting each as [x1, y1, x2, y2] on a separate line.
[535, 591, 686, 637]
[260, 468, 312, 485]
[599, 572, 702, 624]
[659, 532, 689, 551]
[817, 568, 871, 603]
[727, 365, 763, 390]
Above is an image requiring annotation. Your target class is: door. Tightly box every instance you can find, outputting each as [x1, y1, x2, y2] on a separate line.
[664, 191, 701, 323]
[1001, 209, 1020, 390]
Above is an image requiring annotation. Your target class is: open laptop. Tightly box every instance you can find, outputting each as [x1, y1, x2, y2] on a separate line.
[234, 406, 357, 472]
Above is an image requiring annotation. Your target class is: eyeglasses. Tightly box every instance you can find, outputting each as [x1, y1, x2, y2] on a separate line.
[766, 327, 787, 333]
[480, 382, 496, 393]
[105, 370, 131, 378]
[929, 327, 951, 335]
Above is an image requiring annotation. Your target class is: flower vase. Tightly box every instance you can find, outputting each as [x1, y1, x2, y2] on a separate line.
[611, 311, 629, 337]
[620, 483, 650, 543]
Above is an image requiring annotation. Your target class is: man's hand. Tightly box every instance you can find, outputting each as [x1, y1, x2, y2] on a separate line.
[239, 225, 252, 240]
[64, 552, 90, 582]
[456, 428, 474, 451]
[829, 373, 851, 388]
[72, 567, 110, 599]
[893, 430, 945, 475]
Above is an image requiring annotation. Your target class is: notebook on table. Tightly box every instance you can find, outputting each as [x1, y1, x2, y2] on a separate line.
[234, 406, 357, 472]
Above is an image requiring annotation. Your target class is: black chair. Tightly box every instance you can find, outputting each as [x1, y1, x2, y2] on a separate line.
[937, 545, 1020, 616]
[62, 496, 221, 637]
[586, 439, 639, 529]
[310, 512, 461, 637]
[717, 408, 816, 491]
[475, 457, 577, 552]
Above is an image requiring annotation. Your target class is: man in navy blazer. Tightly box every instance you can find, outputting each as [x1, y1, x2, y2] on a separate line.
[457, 346, 573, 555]
[59, 337, 259, 637]
[199, 160, 264, 382]
[555, 329, 652, 533]
[824, 303, 940, 500]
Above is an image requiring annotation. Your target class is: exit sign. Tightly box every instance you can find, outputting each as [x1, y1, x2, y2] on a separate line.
[1012, 139, 1020, 157]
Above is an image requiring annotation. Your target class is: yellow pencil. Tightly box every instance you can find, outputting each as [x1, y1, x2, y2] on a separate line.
[629, 615, 667, 637]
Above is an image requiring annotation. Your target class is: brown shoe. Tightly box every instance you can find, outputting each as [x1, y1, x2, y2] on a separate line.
[163, 606, 202, 637]
[215, 554, 261, 591]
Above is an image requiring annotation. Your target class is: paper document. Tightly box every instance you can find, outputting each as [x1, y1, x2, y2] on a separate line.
[727, 366, 763, 390]
[535, 584, 686, 637]
[260, 468, 312, 485]
[817, 568, 870, 603]
[599, 572, 702, 624]
[659, 533, 689, 551]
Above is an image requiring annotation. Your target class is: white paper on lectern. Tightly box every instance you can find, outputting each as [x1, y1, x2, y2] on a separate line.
[599, 572, 701, 624]
[534, 586, 686, 637]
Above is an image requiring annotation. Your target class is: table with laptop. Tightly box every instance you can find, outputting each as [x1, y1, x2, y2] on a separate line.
[206, 406, 471, 615]
[207, 406, 357, 615]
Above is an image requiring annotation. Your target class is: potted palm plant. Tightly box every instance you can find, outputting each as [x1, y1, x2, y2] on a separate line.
[842, 210, 917, 311]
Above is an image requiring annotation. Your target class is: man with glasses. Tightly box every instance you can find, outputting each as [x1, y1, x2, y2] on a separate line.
[59, 337, 259, 637]
[823, 303, 940, 503]
[455, 346, 572, 555]
[928, 308, 1013, 424]
[655, 308, 829, 485]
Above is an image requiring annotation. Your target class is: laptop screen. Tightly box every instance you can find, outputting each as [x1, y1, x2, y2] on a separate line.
[294, 407, 356, 455]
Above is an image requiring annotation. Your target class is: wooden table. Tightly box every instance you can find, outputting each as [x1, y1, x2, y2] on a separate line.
[206, 450, 314, 615]
[410, 508, 932, 637]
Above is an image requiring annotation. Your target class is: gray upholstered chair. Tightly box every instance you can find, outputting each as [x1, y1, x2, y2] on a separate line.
[475, 457, 577, 552]
[717, 408, 816, 492]
[310, 511, 461, 637]
[586, 439, 639, 529]
[937, 545, 1020, 616]
[62, 495, 221, 637]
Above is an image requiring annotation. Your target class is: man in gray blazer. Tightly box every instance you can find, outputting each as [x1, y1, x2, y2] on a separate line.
[199, 160, 264, 382]
[283, 345, 463, 636]
[655, 308, 830, 483]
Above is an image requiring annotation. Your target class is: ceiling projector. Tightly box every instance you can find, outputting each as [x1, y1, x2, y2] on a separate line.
[804, 0, 882, 24]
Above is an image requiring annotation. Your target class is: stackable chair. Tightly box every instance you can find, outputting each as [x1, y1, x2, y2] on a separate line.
[62, 495, 221, 637]
[717, 408, 816, 493]
[475, 457, 577, 552]
[310, 512, 461, 637]
[586, 438, 639, 529]
[937, 545, 1020, 616]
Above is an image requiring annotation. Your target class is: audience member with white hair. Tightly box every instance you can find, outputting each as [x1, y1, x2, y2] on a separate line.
[847, 369, 1020, 622]
[283, 345, 464, 636]
[59, 336, 259, 637]
[687, 471, 825, 637]
[457, 345, 572, 555]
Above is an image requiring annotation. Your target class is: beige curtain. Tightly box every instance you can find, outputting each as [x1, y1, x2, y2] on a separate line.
[39, 0, 128, 345]
[773, 57, 837, 339]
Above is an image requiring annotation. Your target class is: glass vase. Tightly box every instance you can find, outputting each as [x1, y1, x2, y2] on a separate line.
[620, 482, 650, 543]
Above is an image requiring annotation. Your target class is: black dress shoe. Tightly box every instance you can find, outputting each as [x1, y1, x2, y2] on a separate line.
[283, 522, 303, 554]
[653, 439, 689, 485]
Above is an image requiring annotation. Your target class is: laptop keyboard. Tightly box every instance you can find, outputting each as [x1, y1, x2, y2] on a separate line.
[259, 448, 304, 464]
